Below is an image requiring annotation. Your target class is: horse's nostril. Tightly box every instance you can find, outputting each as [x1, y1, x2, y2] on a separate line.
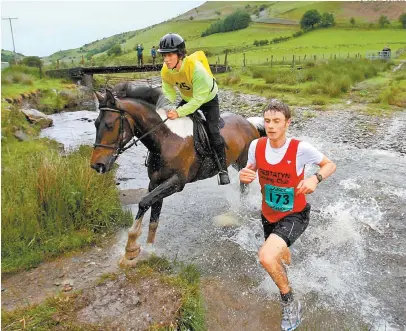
[91, 163, 106, 174]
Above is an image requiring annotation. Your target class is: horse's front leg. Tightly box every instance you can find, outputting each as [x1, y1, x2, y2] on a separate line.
[122, 174, 183, 262]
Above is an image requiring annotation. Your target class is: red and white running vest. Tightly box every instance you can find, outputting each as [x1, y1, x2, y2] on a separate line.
[256, 137, 306, 223]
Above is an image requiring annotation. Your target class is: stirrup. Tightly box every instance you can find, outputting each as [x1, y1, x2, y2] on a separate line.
[218, 170, 230, 185]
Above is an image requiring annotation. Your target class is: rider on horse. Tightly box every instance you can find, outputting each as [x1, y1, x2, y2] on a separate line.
[157, 33, 230, 185]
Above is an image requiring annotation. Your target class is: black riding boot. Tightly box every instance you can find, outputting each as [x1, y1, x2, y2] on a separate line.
[215, 145, 230, 185]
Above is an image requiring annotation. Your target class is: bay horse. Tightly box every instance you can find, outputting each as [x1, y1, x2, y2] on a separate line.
[91, 85, 265, 265]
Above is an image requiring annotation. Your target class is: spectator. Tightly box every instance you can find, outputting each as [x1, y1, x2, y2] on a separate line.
[151, 46, 157, 65]
[136, 44, 144, 66]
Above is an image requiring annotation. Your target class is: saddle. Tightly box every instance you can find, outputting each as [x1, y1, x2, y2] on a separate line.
[188, 111, 226, 158]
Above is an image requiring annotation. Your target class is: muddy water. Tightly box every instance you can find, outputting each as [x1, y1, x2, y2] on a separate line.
[39, 107, 406, 330]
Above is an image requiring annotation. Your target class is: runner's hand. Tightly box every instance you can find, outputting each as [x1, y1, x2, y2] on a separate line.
[167, 110, 179, 120]
[239, 163, 257, 184]
[296, 176, 318, 195]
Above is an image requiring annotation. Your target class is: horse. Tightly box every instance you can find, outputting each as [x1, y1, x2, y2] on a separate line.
[91, 85, 265, 265]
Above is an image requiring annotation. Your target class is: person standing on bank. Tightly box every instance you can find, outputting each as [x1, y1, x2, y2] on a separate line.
[239, 100, 336, 331]
[151, 46, 157, 65]
[136, 44, 144, 66]
[157, 32, 230, 185]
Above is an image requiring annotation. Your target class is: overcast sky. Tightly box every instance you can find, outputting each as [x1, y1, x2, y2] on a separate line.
[1, 0, 204, 57]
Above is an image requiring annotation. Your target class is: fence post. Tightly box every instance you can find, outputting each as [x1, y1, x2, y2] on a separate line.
[314, 55, 316, 61]
[292, 55, 295, 68]
[299, 56, 300, 64]
[224, 49, 228, 67]
[271, 55, 273, 68]
[243, 53, 246, 67]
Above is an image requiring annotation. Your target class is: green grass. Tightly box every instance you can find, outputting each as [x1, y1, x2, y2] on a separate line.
[217, 58, 398, 110]
[1, 142, 133, 274]
[2, 256, 206, 331]
[1, 65, 75, 100]
[210, 28, 406, 66]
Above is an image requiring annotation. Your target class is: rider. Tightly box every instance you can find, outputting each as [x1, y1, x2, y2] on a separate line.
[157, 33, 230, 185]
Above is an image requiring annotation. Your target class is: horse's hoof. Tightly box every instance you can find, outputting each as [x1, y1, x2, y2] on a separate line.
[124, 247, 141, 261]
[119, 256, 139, 268]
[119, 249, 153, 268]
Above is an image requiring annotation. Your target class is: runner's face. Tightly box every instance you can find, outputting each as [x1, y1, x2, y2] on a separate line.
[263, 110, 290, 141]
[163, 53, 179, 69]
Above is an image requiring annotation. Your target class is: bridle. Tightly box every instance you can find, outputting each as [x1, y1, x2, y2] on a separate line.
[93, 106, 168, 157]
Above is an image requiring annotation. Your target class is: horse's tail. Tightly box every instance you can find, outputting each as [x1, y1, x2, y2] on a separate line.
[247, 117, 266, 137]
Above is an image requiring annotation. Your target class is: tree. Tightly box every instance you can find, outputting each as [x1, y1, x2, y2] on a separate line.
[300, 10, 321, 29]
[320, 12, 335, 27]
[350, 17, 355, 27]
[399, 13, 406, 29]
[378, 15, 390, 28]
[21, 56, 42, 68]
[107, 44, 122, 56]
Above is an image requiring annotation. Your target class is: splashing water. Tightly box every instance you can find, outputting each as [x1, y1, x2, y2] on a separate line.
[41, 109, 406, 330]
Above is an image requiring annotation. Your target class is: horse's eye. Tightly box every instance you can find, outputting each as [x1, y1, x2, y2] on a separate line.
[105, 123, 113, 131]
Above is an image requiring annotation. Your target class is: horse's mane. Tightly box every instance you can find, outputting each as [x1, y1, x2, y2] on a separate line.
[113, 82, 162, 106]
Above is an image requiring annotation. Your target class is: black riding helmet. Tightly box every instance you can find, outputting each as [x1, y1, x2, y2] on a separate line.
[157, 33, 186, 58]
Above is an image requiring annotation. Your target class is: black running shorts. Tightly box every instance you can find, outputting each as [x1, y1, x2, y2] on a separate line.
[261, 204, 311, 247]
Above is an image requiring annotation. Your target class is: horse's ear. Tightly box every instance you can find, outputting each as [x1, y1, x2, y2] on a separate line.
[105, 89, 116, 106]
[94, 91, 105, 103]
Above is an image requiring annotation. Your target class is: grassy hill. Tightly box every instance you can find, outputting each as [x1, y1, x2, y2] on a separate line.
[176, 1, 405, 24]
[1, 49, 25, 62]
[41, 1, 406, 67]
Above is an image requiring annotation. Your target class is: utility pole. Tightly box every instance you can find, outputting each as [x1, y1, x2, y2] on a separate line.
[2, 17, 18, 59]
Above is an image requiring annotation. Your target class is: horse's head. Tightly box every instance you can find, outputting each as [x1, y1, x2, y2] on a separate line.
[91, 89, 137, 173]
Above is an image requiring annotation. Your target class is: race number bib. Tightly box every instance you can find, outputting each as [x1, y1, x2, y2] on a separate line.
[264, 184, 294, 212]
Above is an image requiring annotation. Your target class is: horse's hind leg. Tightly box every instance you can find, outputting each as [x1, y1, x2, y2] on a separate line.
[147, 199, 163, 244]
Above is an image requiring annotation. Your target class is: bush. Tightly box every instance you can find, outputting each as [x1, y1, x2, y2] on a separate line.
[201, 10, 251, 37]
[320, 12, 335, 28]
[220, 72, 241, 86]
[107, 44, 122, 56]
[400, 13, 406, 29]
[312, 98, 326, 105]
[271, 36, 291, 44]
[1, 65, 38, 84]
[21, 56, 43, 68]
[292, 30, 304, 38]
[378, 15, 390, 28]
